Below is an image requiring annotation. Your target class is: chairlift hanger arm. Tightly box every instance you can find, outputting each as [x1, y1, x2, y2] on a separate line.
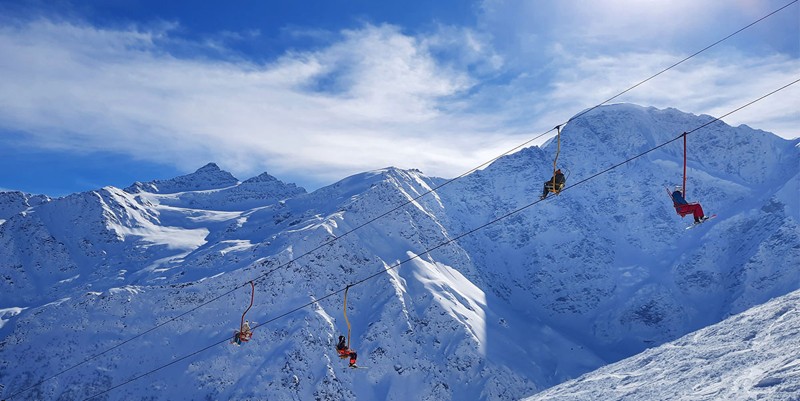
[240, 281, 254, 333]
[343, 285, 352, 349]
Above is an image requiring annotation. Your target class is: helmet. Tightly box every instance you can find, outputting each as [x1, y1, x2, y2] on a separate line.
[674, 185, 682, 192]
[339, 335, 345, 340]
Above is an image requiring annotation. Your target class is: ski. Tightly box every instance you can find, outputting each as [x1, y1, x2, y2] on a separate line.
[686, 214, 717, 229]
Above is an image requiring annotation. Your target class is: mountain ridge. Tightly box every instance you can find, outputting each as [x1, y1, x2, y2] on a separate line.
[125, 162, 240, 194]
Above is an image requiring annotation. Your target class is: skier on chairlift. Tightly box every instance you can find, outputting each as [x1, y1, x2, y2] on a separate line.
[336, 335, 358, 367]
[540, 169, 566, 200]
[671, 185, 708, 224]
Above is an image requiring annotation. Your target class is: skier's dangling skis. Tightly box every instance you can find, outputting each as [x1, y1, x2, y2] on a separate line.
[685, 214, 717, 229]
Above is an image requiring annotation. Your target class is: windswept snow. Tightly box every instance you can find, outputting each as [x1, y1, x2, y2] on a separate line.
[523, 290, 800, 401]
[0, 307, 26, 329]
[107, 222, 209, 251]
[405, 255, 488, 351]
[108, 285, 145, 296]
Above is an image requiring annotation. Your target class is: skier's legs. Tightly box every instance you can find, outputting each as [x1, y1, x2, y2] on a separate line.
[676, 203, 704, 220]
[542, 181, 553, 198]
[676, 204, 690, 217]
[691, 203, 705, 220]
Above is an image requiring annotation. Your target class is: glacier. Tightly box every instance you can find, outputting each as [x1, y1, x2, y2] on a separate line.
[0, 103, 797, 400]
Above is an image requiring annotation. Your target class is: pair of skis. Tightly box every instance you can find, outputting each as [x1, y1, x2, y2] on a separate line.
[685, 214, 717, 230]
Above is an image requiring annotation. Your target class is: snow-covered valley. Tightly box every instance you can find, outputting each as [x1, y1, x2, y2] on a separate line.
[0, 104, 798, 400]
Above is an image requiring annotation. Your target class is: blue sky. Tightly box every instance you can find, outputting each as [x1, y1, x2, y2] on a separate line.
[0, 0, 798, 196]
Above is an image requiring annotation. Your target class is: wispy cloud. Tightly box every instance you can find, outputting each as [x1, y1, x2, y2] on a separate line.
[0, 11, 796, 190]
[544, 51, 800, 135]
[0, 19, 518, 184]
[474, 0, 800, 135]
[478, 0, 799, 59]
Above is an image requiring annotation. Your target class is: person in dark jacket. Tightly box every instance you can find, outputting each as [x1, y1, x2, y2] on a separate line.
[671, 186, 708, 223]
[336, 335, 358, 367]
[540, 169, 566, 200]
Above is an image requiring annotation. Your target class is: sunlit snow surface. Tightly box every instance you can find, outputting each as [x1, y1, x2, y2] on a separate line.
[523, 289, 800, 401]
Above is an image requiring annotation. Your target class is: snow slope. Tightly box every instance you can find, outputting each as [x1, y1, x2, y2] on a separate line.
[523, 289, 800, 401]
[431, 104, 800, 362]
[0, 104, 797, 400]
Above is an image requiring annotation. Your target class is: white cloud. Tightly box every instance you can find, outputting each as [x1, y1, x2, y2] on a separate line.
[478, 0, 799, 59]
[0, 20, 519, 186]
[472, 0, 800, 137]
[0, 14, 797, 192]
[542, 51, 800, 137]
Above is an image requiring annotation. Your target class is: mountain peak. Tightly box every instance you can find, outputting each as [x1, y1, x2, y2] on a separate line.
[125, 163, 239, 194]
[196, 162, 222, 173]
[241, 171, 280, 184]
[0, 191, 50, 219]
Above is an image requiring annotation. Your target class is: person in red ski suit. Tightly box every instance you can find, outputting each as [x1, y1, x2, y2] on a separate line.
[336, 335, 357, 367]
[671, 186, 708, 223]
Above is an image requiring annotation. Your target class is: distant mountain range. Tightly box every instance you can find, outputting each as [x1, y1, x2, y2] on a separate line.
[1, 104, 797, 400]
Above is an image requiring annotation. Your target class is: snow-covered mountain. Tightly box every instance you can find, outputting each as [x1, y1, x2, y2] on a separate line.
[0, 191, 49, 221]
[0, 104, 797, 400]
[125, 163, 307, 211]
[125, 162, 240, 194]
[522, 288, 800, 401]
